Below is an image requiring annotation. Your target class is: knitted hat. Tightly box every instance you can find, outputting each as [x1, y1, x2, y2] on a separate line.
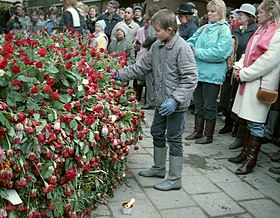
[116, 23, 128, 36]
[96, 20, 106, 31]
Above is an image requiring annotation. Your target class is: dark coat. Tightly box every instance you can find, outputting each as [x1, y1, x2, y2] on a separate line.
[59, 9, 85, 34]
[179, 20, 198, 41]
[96, 12, 122, 39]
[232, 23, 258, 61]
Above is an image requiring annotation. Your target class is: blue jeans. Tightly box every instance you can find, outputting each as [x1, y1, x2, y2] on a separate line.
[151, 109, 186, 156]
[193, 82, 220, 121]
[247, 121, 265, 137]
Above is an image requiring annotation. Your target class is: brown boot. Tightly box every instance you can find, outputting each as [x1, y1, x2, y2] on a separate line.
[195, 120, 216, 144]
[185, 117, 204, 140]
[228, 131, 251, 164]
[235, 136, 262, 175]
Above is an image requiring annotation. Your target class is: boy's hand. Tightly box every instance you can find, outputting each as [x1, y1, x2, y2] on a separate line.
[110, 70, 120, 80]
[159, 98, 177, 116]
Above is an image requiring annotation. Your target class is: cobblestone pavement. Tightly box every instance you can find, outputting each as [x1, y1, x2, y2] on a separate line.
[93, 109, 280, 218]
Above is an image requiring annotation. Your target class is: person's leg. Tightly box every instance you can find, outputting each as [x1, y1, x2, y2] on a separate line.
[264, 110, 280, 142]
[195, 82, 220, 144]
[185, 82, 205, 140]
[139, 108, 167, 178]
[142, 73, 155, 109]
[235, 121, 263, 175]
[154, 111, 186, 191]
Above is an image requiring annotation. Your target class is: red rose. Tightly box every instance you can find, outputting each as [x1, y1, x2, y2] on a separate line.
[63, 103, 72, 111]
[46, 77, 55, 86]
[43, 85, 53, 94]
[31, 86, 39, 93]
[0, 58, 8, 69]
[37, 47, 47, 57]
[5, 32, 13, 41]
[11, 65, 20, 74]
[13, 137, 20, 144]
[1, 42, 14, 58]
[65, 62, 72, 69]
[0, 127, 4, 138]
[17, 112, 26, 122]
[37, 133, 45, 142]
[66, 167, 76, 180]
[51, 91, 60, 100]
[67, 88, 75, 95]
[35, 61, 43, 68]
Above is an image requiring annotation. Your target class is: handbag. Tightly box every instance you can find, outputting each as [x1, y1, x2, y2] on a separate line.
[256, 77, 278, 104]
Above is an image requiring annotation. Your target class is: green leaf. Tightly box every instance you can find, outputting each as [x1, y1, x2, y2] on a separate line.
[69, 119, 78, 130]
[0, 113, 11, 129]
[120, 95, 128, 104]
[62, 79, 70, 87]
[48, 113, 54, 122]
[17, 75, 37, 83]
[43, 166, 55, 179]
[52, 100, 64, 110]
[33, 113, 40, 121]
[48, 66, 59, 74]
[89, 131, 94, 142]
[59, 94, 71, 103]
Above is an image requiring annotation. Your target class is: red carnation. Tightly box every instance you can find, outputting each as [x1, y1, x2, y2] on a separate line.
[51, 91, 60, 100]
[35, 61, 43, 68]
[0, 58, 8, 70]
[46, 77, 55, 86]
[43, 85, 52, 94]
[37, 47, 47, 57]
[67, 88, 75, 95]
[11, 65, 20, 74]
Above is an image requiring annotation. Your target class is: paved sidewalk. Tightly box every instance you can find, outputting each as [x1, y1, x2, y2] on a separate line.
[93, 109, 280, 218]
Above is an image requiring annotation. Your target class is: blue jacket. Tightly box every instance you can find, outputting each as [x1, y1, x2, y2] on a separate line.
[187, 21, 233, 85]
[179, 20, 198, 40]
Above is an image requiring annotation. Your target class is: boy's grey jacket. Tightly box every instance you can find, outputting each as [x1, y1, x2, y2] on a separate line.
[119, 32, 198, 111]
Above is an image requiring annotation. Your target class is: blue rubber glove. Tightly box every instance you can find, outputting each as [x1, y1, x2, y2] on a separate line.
[110, 70, 120, 80]
[159, 98, 177, 116]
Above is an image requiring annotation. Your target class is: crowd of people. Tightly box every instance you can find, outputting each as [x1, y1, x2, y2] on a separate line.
[1, 0, 280, 189]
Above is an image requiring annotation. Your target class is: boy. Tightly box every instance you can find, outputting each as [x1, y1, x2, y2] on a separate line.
[108, 23, 135, 65]
[113, 9, 197, 191]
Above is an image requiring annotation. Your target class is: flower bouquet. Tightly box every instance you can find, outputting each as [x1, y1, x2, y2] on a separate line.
[0, 29, 144, 217]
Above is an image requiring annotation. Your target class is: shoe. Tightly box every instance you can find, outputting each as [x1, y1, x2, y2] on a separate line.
[218, 125, 232, 134]
[269, 166, 280, 175]
[141, 105, 155, 110]
[271, 150, 280, 162]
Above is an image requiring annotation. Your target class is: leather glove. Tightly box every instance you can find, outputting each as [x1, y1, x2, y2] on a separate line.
[159, 98, 177, 116]
[110, 70, 120, 80]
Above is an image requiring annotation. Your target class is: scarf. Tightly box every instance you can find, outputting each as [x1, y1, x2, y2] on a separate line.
[239, 22, 277, 95]
[66, 7, 80, 27]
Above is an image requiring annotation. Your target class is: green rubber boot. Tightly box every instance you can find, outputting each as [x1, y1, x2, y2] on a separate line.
[153, 155, 182, 191]
[139, 147, 167, 178]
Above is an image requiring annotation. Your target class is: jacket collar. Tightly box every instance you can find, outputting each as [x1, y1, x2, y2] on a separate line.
[158, 32, 180, 49]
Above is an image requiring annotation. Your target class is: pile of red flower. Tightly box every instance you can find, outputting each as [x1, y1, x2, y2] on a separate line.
[0, 29, 144, 217]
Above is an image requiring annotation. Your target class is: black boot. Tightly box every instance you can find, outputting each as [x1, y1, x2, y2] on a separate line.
[235, 136, 262, 175]
[219, 114, 234, 134]
[185, 117, 204, 140]
[229, 123, 247, 149]
[195, 120, 216, 144]
[228, 131, 251, 164]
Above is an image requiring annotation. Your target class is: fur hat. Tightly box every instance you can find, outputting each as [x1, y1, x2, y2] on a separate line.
[96, 20, 106, 31]
[116, 23, 129, 36]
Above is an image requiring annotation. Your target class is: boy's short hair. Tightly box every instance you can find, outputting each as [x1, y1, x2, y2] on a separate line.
[151, 9, 178, 33]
